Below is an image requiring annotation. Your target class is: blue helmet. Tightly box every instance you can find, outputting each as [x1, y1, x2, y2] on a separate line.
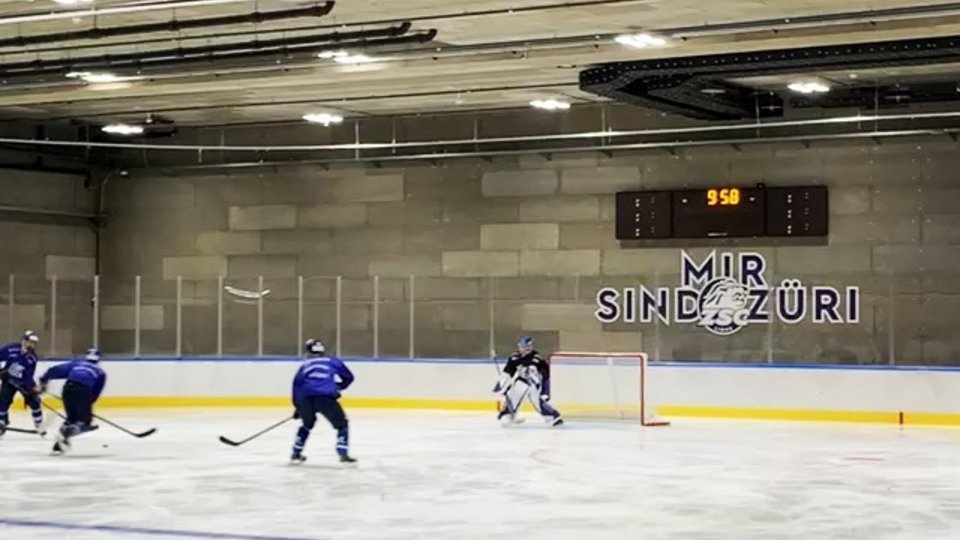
[85, 348, 102, 362]
[517, 336, 534, 349]
[304, 339, 326, 356]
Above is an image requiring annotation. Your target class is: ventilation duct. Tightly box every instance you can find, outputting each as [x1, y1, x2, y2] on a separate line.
[0, 3, 335, 49]
[580, 34, 960, 120]
[0, 23, 428, 79]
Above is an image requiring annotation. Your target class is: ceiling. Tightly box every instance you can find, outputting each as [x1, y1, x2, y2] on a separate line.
[4, 0, 960, 129]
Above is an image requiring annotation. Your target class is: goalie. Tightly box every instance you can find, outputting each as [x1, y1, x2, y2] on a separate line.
[494, 336, 563, 427]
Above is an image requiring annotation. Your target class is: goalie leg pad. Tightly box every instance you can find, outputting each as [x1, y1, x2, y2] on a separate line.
[499, 380, 532, 426]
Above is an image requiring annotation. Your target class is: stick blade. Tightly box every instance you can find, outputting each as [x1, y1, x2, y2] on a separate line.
[135, 428, 158, 438]
[218, 435, 242, 447]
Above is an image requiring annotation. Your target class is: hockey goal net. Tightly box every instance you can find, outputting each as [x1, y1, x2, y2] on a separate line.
[548, 351, 669, 426]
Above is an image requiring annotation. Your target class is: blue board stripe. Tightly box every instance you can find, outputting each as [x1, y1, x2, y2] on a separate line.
[41, 355, 960, 373]
[0, 518, 323, 540]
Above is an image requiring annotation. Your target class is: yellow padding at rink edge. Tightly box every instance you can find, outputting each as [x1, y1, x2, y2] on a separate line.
[657, 405, 898, 424]
[17, 396, 960, 426]
[657, 405, 960, 426]
[902, 412, 960, 426]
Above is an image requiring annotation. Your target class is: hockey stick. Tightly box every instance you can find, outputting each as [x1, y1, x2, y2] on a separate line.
[219, 416, 294, 447]
[1, 426, 40, 435]
[46, 393, 157, 439]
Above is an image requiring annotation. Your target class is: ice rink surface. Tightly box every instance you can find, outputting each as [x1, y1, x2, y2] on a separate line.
[1, 409, 960, 540]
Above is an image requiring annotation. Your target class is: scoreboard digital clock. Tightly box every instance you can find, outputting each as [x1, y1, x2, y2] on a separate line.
[616, 186, 828, 239]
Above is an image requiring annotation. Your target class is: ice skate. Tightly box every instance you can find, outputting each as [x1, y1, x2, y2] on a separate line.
[339, 454, 358, 466]
[51, 430, 72, 455]
[290, 453, 307, 465]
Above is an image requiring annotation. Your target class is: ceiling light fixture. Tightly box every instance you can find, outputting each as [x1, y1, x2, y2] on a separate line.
[52, 0, 93, 6]
[302, 112, 344, 126]
[102, 124, 144, 136]
[788, 81, 830, 94]
[318, 50, 375, 64]
[66, 71, 137, 84]
[530, 99, 571, 111]
[614, 33, 668, 48]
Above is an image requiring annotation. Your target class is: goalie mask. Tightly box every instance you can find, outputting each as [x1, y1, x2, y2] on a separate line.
[304, 339, 326, 356]
[517, 335, 534, 354]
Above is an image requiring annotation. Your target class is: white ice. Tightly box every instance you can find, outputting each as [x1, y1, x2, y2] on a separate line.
[1, 409, 960, 540]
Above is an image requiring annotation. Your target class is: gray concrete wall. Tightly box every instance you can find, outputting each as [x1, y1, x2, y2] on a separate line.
[99, 138, 960, 364]
[0, 169, 97, 353]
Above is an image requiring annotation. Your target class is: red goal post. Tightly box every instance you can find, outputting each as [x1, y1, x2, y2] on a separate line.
[547, 351, 669, 426]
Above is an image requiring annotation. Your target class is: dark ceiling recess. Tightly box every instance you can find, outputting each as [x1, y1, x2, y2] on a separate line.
[580, 34, 960, 120]
[0, 23, 435, 81]
[0, 3, 335, 49]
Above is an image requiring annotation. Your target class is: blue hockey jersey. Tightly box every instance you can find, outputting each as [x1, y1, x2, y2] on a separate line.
[41, 360, 107, 402]
[292, 356, 354, 403]
[0, 342, 39, 387]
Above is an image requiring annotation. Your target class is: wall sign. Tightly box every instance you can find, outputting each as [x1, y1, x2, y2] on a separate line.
[595, 250, 860, 336]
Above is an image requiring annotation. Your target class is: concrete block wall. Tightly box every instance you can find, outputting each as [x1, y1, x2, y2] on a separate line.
[98, 139, 960, 363]
[0, 169, 96, 352]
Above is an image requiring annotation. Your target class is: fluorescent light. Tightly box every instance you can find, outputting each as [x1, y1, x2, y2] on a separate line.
[614, 33, 668, 48]
[788, 81, 830, 94]
[317, 50, 348, 60]
[53, 0, 93, 6]
[530, 99, 571, 111]
[66, 71, 138, 84]
[102, 124, 144, 136]
[318, 50, 375, 64]
[302, 112, 344, 126]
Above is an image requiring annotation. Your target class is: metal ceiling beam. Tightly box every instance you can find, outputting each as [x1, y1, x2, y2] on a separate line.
[0, 3, 335, 49]
[666, 2, 960, 37]
[0, 0, 261, 26]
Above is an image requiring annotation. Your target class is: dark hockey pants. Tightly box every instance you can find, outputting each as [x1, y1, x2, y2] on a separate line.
[0, 380, 42, 427]
[293, 395, 349, 457]
[60, 381, 95, 440]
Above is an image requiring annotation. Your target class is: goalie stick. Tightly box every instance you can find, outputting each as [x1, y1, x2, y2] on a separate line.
[219, 416, 294, 447]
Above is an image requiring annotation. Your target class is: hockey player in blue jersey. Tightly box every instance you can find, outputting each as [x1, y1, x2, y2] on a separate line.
[494, 336, 563, 427]
[39, 348, 107, 455]
[0, 330, 44, 436]
[290, 339, 357, 465]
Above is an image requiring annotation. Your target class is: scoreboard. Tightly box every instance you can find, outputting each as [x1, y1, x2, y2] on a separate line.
[616, 186, 828, 239]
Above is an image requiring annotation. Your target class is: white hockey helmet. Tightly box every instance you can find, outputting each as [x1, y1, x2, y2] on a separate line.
[304, 339, 326, 356]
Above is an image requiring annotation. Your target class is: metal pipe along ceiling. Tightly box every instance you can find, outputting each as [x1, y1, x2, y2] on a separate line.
[140, 129, 960, 171]
[0, 23, 418, 76]
[0, 3, 335, 49]
[3, 110, 959, 152]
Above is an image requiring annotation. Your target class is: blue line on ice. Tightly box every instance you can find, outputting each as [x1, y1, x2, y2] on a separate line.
[0, 518, 325, 540]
